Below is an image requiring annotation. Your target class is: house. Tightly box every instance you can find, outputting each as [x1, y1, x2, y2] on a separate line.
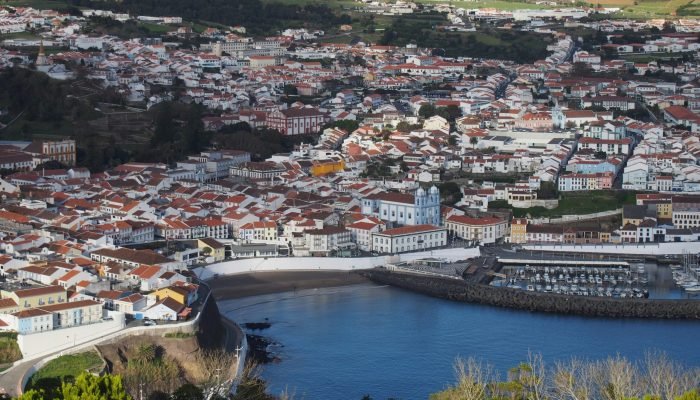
[371, 224, 447, 254]
[663, 105, 700, 127]
[197, 238, 226, 262]
[239, 221, 278, 242]
[346, 220, 384, 252]
[266, 107, 328, 135]
[142, 297, 184, 321]
[1, 285, 67, 311]
[152, 285, 198, 307]
[302, 226, 353, 256]
[445, 215, 508, 245]
[558, 172, 615, 191]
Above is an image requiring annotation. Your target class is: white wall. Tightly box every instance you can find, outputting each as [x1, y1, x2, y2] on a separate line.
[17, 315, 125, 358]
[523, 242, 700, 255]
[195, 247, 481, 279]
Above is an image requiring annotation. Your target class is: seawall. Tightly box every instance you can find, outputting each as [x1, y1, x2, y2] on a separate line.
[359, 269, 700, 319]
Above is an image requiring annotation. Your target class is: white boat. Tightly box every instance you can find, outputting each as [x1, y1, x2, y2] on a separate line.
[685, 286, 700, 293]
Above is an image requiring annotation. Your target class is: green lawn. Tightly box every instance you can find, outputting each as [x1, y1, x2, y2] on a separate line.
[491, 191, 637, 218]
[0, 32, 42, 41]
[416, 0, 550, 9]
[3, 0, 74, 10]
[26, 351, 104, 393]
[0, 333, 21, 364]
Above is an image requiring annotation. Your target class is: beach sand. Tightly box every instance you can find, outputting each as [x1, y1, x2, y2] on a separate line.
[207, 270, 370, 300]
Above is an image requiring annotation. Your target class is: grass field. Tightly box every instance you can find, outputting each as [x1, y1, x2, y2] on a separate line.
[26, 351, 104, 392]
[491, 191, 637, 218]
[0, 333, 21, 365]
[4, 0, 73, 10]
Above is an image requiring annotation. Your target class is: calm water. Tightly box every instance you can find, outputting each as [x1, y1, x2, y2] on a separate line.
[220, 284, 700, 400]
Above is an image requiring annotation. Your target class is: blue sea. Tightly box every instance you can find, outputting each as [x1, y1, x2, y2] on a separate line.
[219, 283, 700, 400]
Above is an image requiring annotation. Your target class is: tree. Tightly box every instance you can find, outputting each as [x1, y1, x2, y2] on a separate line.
[537, 181, 558, 200]
[151, 103, 175, 146]
[470, 136, 479, 149]
[171, 384, 204, 400]
[444, 104, 462, 121]
[594, 151, 607, 160]
[396, 121, 411, 132]
[283, 84, 298, 96]
[572, 62, 592, 76]
[19, 373, 131, 400]
[326, 119, 359, 133]
[419, 104, 437, 119]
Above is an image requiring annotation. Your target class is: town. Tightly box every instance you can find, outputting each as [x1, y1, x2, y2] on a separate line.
[1, 0, 700, 398]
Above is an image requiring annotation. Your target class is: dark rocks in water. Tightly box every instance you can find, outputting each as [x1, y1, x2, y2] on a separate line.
[246, 334, 281, 364]
[244, 322, 272, 330]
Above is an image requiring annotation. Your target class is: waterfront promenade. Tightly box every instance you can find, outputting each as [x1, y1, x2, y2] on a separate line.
[195, 247, 482, 280]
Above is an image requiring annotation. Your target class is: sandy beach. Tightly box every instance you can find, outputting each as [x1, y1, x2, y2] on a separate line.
[207, 270, 370, 300]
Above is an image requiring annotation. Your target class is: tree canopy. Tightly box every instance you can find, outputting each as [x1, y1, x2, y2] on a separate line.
[18, 373, 131, 400]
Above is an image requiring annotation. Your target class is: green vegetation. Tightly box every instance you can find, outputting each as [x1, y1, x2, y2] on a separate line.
[490, 190, 637, 218]
[121, 343, 181, 398]
[55, 0, 351, 35]
[0, 332, 21, 364]
[163, 332, 195, 339]
[416, 0, 550, 10]
[431, 353, 700, 400]
[3, 0, 75, 10]
[19, 372, 130, 400]
[25, 351, 104, 396]
[380, 17, 550, 62]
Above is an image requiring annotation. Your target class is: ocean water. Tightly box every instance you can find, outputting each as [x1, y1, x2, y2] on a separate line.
[219, 283, 700, 400]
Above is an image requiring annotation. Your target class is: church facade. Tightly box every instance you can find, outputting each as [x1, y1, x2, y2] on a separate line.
[361, 186, 441, 226]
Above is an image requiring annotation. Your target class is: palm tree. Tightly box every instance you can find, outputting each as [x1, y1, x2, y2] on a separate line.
[470, 136, 479, 149]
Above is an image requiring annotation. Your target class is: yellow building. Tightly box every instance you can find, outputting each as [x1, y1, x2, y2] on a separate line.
[152, 286, 191, 306]
[1, 285, 67, 311]
[509, 218, 528, 244]
[197, 238, 225, 262]
[656, 201, 672, 219]
[310, 160, 345, 177]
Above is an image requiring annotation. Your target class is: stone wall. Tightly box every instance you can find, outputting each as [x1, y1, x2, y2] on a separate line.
[359, 269, 700, 319]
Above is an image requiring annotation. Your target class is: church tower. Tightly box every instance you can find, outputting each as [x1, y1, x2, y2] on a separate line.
[36, 40, 48, 66]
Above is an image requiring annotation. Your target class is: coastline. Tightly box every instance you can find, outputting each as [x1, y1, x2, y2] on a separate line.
[207, 270, 370, 300]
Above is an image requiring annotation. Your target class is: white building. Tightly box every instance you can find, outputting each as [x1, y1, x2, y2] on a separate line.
[444, 215, 508, 245]
[371, 224, 447, 254]
[362, 187, 441, 226]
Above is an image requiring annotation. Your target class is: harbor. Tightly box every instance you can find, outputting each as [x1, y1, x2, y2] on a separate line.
[495, 260, 650, 298]
[671, 252, 700, 293]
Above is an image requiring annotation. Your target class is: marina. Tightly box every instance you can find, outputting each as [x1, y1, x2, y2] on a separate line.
[495, 260, 650, 298]
[671, 252, 700, 293]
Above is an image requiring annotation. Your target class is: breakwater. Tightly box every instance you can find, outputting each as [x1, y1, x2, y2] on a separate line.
[358, 269, 700, 319]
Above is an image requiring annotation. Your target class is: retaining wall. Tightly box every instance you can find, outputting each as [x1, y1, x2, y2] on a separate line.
[196, 247, 481, 279]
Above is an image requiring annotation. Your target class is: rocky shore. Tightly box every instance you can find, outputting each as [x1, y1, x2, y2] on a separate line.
[359, 269, 700, 319]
